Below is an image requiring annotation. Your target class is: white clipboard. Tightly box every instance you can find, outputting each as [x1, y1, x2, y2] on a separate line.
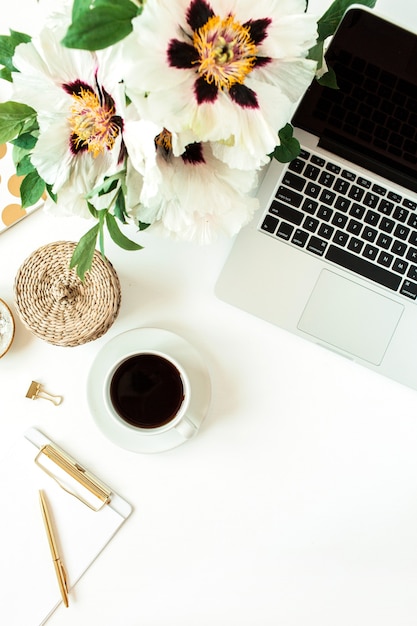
[0, 428, 132, 625]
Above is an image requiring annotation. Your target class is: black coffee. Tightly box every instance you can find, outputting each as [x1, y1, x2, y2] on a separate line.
[109, 353, 185, 428]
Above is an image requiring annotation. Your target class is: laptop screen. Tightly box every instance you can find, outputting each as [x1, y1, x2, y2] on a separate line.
[292, 8, 417, 193]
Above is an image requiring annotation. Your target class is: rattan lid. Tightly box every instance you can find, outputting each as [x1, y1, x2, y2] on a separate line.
[14, 241, 121, 347]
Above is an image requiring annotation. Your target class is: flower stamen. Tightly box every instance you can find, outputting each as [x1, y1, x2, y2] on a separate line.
[193, 15, 257, 90]
[67, 83, 122, 157]
[155, 128, 173, 158]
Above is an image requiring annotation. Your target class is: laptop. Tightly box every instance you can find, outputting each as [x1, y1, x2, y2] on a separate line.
[216, 6, 417, 391]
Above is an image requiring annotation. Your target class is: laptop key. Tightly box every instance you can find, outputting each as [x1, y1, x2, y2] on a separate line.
[380, 217, 395, 233]
[334, 196, 351, 212]
[319, 189, 336, 205]
[393, 224, 410, 240]
[363, 244, 378, 260]
[318, 224, 334, 239]
[269, 200, 303, 225]
[391, 240, 407, 256]
[400, 280, 417, 299]
[392, 258, 408, 274]
[332, 212, 348, 228]
[407, 265, 417, 281]
[305, 164, 320, 180]
[378, 251, 394, 267]
[333, 230, 349, 246]
[276, 186, 303, 208]
[304, 217, 319, 232]
[393, 206, 409, 222]
[291, 229, 309, 247]
[276, 222, 294, 240]
[311, 155, 325, 167]
[348, 185, 365, 201]
[408, 214, 417, 228]
[318, 171, 335, 187]
[288, 158, 305, 174]
[347, 219, 362, 235]
[348, 237, 364, 253]
[362, 226, 378, 242]
[403, 198, 417, 210]
[326, 162, 341, 174]
[317, 205, 333, 221]
[282, 172, 306, 191]
[376, 233, 392, 249]
[378, 199, 394, 214]
[307, 236, 328, 256]
[305, 182, 321, 198]
[261, 215, 279, 233]
[333, 178, 350, 194]
[301, 199, 318, 215]
[326, 245, 402, 290]
[342, 169, 356, 181]
[406, 247, 417, 262]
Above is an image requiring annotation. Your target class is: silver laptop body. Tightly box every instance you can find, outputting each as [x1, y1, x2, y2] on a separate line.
[216, 7, 417, 391]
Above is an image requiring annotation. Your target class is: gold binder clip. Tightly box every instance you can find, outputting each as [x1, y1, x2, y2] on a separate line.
[26, 381, 63, 406]
[35, 443, 112, 511]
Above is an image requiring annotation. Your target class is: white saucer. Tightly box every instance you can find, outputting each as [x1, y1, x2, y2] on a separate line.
[87, 328, 211, 453]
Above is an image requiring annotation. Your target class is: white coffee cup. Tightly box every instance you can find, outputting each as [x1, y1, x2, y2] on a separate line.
[104, 350, 198, 440]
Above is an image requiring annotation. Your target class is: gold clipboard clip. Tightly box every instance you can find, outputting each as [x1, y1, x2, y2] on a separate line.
[35, 443, 112, 512]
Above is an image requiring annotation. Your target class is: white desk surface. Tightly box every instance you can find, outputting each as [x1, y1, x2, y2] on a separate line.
[2, 1, 417, 624]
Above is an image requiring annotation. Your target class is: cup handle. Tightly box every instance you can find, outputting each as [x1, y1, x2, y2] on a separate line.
[175, 416, 198, 440]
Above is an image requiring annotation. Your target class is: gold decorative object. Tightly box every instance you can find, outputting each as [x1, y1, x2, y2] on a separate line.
[14, 241, 121, 346]
[26, 381, 63, 406]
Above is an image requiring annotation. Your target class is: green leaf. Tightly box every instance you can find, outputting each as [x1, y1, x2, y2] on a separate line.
[62, 0, 142, 50]
[11, 132, 37, 150]
[69, 223, 100, 281]
[20, 170, 45, 209]
[15, 153, 35, 176]
[0, 67, 12, 82]
[271, 124, 301, 164]
[85, 171, 124, 199]
[105, 212, 143, 251]
[12, 143, 31, 170]
[114, 187, 127, 223]
[46, 183, 57, 203]
[317, 0, 377, 41]
[87, 202, 99, 219]
[308, 41, 324, 68]
[317, 66, 339, 89]
[138, 221, 151, 231]
[0, 102, 37, 143]
[71, 0, 93, 21]
[0, 29, 31, 79]
[98, 209, 106, 257]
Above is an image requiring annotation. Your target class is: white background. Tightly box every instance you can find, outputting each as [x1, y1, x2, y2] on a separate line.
[2, 1, 417, 624]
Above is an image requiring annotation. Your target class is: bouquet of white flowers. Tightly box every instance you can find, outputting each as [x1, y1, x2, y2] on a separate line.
[0, 0, 375, 278]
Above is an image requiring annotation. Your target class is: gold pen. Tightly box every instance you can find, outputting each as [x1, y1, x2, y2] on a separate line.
[39, 490, 69, 608]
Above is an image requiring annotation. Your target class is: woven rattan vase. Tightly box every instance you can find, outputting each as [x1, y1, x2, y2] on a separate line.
[14, 241, 121, 346]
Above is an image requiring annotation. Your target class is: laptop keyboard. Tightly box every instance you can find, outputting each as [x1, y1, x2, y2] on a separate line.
[259, 149, 417, 300]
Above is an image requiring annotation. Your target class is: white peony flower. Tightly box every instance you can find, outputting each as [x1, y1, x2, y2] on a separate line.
[11, 10, 128, 217]
[126, 128, 259, 244]
[122, 0, 318, 170]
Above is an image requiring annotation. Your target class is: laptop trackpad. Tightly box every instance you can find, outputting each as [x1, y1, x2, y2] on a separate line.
[298, 270, 404, 364]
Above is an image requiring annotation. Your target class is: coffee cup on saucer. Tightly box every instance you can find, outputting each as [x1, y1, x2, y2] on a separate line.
[87, 328, 211, 453]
